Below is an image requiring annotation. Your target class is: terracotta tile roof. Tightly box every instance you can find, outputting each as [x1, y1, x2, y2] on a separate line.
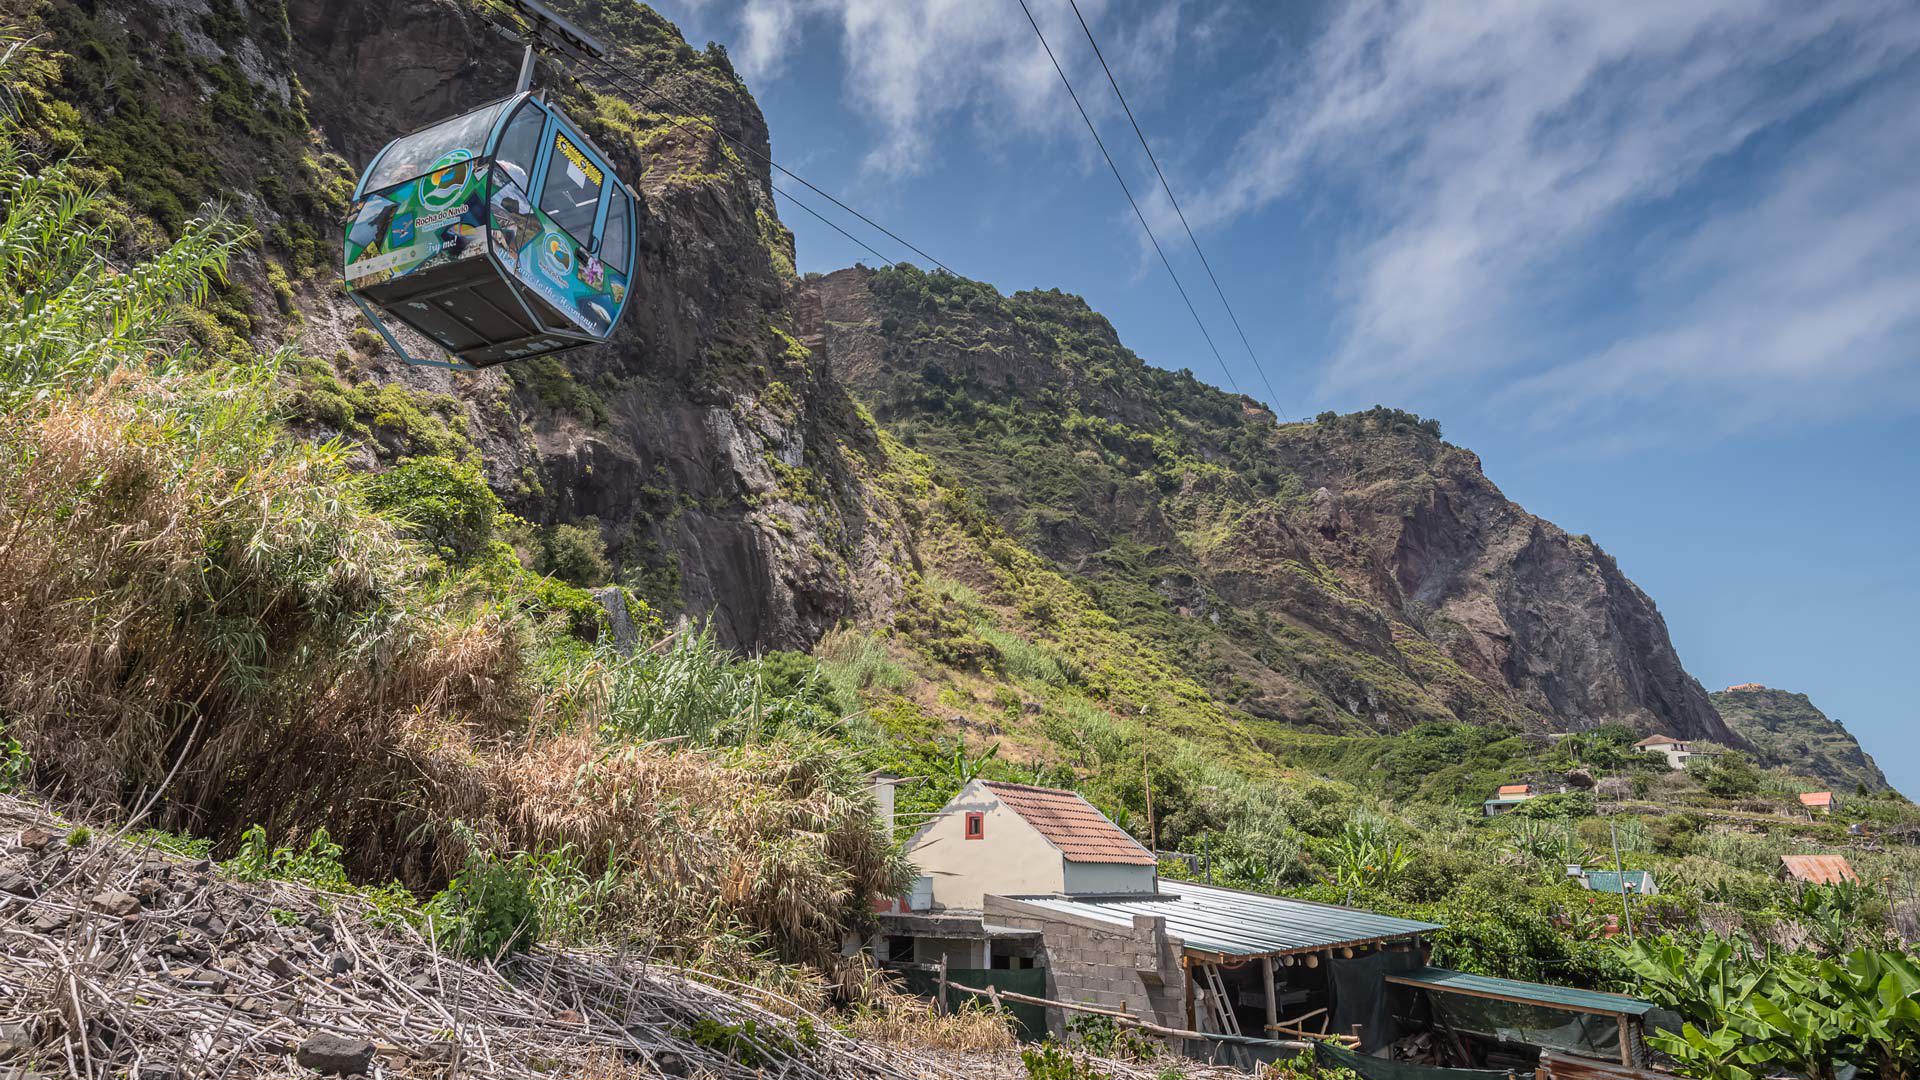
[1780, 854, 1858, 884]
[1497, 784, 1533, 797]
[1635, 735, 1682, 748]
[981, 782, 1156, 865]
[1799, 792, 1834, 808]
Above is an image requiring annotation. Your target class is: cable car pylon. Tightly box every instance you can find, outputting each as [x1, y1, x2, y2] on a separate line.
[342, 0, 637, 371]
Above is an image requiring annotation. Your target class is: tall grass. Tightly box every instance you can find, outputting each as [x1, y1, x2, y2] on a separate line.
[815, 627, 911, 704]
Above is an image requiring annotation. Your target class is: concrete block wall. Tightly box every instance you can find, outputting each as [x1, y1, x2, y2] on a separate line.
[984, 899, 1187, 1033]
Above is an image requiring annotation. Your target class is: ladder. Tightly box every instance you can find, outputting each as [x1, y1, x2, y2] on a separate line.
[1198, 963, 1241, 1036]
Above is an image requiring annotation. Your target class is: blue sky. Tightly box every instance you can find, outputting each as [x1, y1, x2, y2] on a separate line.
[644, 0, 1920, 793]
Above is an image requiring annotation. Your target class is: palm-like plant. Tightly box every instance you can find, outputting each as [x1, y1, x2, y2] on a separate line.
[0, 100, 246, 405]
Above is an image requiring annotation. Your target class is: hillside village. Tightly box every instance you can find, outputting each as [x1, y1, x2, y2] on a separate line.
[0, 1, 1917, 1079]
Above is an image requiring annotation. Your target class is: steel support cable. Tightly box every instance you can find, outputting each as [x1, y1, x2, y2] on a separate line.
[1063, 0, 1287, 418]
[1010, 0, 1240, 395]
[573, 51, 951, 273]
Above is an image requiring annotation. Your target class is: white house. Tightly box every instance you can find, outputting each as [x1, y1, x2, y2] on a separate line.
[1635, 735, 1693, 770]
[902, 780, 1158, 911]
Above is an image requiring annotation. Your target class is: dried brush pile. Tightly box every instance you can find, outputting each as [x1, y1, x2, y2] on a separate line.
[0, 794, 1018, 1080]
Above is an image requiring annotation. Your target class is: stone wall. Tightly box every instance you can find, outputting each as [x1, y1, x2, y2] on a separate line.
[983, 898, 1188, 1032]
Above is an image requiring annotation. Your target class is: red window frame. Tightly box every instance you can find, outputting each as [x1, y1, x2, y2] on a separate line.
[964, 812, 985, 840]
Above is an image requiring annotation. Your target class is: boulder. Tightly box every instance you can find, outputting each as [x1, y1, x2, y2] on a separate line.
[294, 1034, 376, 1076]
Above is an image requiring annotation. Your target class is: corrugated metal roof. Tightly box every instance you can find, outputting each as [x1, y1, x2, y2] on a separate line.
[1798, 792, 1834, 807]
[1497, 784, 1533, 796]
[998, 881, 1441, 957]
[1583, 870, 1656, 895]
[1634, 735, 1681, 748]
[1780, 854, 1857, 884]
[1387, 966, 1655, 1016]
[981, 782, 1156, 865]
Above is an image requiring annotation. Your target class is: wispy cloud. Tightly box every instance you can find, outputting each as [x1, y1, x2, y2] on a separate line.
[1189, 1, 1920, 435]
[672, 0, 1197, 177]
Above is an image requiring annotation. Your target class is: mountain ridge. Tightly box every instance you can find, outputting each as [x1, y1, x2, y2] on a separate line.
[803, 264, 1736, 743]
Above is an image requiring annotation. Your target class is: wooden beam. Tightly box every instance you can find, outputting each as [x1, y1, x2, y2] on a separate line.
[1261, 956, 1277, 1034]
[941, 978, 1319, 1050]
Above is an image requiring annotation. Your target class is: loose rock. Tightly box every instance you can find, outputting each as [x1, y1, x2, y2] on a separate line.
[294, 1033, 377, 1076]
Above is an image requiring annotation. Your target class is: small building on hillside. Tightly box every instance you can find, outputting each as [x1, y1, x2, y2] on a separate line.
[1799, 791, 1837, 816]
[1483, 783, 1536, 816]
[1779, 854, 1859, 886]
[1635, 735, 1694, 770]
[902, 780, 1158, 911]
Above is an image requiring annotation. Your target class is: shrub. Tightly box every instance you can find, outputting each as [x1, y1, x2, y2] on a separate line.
[360, 456, 502, 564]
[426, 848, 542, 961]
[538, 518, 611, 586]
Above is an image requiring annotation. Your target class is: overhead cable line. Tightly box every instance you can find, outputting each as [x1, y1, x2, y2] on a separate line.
[1010, 0, 1240, 396]
[768, 180, 895, 267]
[1063, 0, 1288, 419]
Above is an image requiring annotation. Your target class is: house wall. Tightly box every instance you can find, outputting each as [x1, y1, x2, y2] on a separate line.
[983, 896, 1188, 1033]
[911, 936, 991, 969]
[905, 781, 1064, 910]
[1063, 861, 1156, 895]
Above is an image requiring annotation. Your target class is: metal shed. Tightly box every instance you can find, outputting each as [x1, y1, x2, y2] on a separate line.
[1385, 966, 1656, 1067]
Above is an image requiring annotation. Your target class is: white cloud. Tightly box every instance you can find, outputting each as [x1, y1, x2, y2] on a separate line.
[1503, 78, 1920, 435]
[686, 0, 1185, 177]
[1188, 0, 1920, 433]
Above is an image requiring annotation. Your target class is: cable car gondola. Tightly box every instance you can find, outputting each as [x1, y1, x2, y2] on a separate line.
[343, 1, 635, 370]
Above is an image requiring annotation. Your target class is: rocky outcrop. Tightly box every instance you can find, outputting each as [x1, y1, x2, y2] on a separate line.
[1711, 685, 1892, 793]
[806, 265, 1737, 742]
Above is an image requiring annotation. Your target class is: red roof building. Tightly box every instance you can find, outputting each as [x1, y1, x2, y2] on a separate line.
[980, 781, 1157, 865]
[1779, 854, 1859, 885]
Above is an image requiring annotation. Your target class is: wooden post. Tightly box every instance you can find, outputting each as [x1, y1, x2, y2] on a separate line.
[1617, 1015, 1632, 1066]
[936, 954, 949, 1017]
[1261, 956, 1277, 1034]
[1143, 741, 1156, 853]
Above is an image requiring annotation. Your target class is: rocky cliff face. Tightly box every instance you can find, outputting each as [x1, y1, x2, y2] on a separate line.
[15, 0, 906, 648]
[1711, 684, 1891, 793]
[805, 265, 1736, 742]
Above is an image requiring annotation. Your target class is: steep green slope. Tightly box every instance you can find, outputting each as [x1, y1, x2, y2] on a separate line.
[805, 265, 1734, 743]
[1711, 684, 1893, 794]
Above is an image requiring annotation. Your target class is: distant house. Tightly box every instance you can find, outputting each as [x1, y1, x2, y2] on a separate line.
[1799, 791, 1837, 815]
[1635, 735, 1694, 770]
[1483, 783, 1536, 816]
[1779, 854, 1859, 885]
[1573, 868, 1659, 896]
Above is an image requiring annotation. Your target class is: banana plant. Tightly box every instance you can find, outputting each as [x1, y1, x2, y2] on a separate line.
[1646, 1023, 1760, 1080]
[1816, 948, 1920, 1079]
